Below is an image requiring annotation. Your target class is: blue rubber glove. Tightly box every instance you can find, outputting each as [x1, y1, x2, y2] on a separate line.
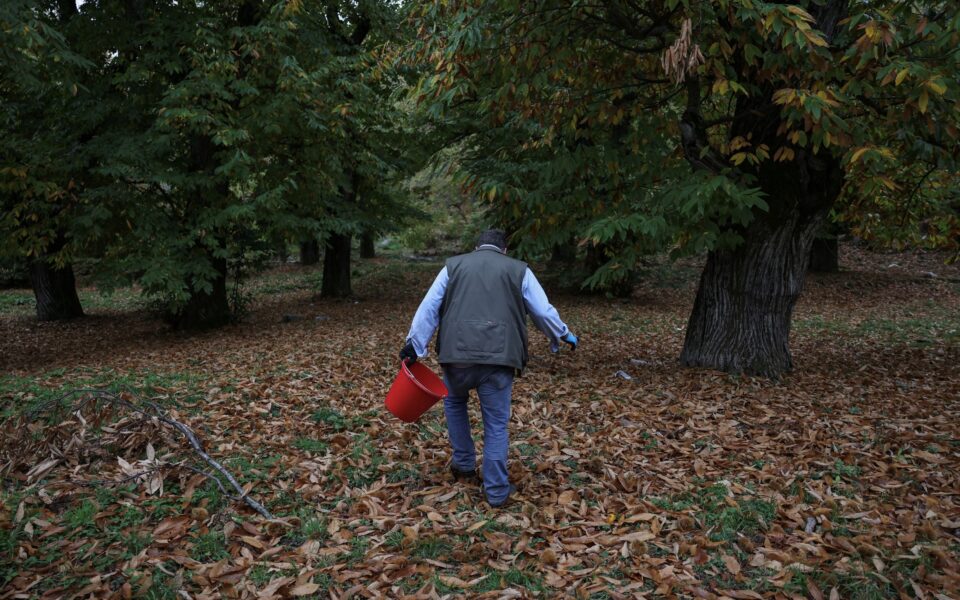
[561, 332, 578, 350]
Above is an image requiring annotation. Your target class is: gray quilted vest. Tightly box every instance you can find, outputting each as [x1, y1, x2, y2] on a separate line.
[437, 248, 528, 370]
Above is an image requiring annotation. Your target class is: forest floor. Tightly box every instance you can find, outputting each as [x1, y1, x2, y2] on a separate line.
[1, 243, 958, 600]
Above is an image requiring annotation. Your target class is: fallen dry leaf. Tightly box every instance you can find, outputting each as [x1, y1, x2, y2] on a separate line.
[0, 245, 957, 599]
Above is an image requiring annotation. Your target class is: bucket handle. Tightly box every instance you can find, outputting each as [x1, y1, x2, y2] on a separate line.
[399, 358, 446, 400]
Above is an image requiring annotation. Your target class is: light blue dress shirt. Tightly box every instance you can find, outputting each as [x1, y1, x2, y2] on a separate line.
[405, 249, 570, 358]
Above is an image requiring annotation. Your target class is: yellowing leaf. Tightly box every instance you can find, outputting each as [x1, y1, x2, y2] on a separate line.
[895, 69, 909, 86]
[785, 5, 816, 22]
[774, 146, 795, 162]
[849, 147, 870, 164]
[925, 79, 947, 95]
[805, 31, 829, 47]
[772, 89, 796, 105]
[918, 90, 929, 113]
[730, 152, 748, 166]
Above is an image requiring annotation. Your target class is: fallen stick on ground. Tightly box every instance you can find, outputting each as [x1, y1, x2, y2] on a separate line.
[26, 388, 275, 520]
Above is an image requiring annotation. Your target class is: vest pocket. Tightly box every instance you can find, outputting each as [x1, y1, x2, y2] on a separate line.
[455, 320, 505, 354]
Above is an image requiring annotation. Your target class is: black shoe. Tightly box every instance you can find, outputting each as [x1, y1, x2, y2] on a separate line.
[485, 484, 517, 508]
[450, 465, 481, 484]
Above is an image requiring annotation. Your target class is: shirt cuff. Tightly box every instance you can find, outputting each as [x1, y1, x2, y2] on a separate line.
[406, 337, 429, 357]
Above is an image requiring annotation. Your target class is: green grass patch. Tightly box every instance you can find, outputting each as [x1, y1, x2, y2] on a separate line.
[516, 442, 542, 456]
[830, 459, 862, 481]
[143, 566, 185, 600]
[191, 480, 228, 514]
[292, 437, 328, 453]
[0, 286, 148, 318]
[120, 531, 154, 555]
[311, 406, 367, 431]
[705, 498, 776, 541]
[386, 465, 421, 484]
[301, 516, 329, 541]
[794, 304, 960, 347]
[344, 536, 370, 564]
[784, 566, 892, 600]
[383, 529, 404, 549]
[225, 454, 283, 485]
[469, 566, 546, 595]
[412, 537, 452, 560]
[0, 368, 203, 421]
[248, 564, 273, 586]
[190, 531, 230, 562]
[64, 498, 99, 532]
[649, 483, 776, 542]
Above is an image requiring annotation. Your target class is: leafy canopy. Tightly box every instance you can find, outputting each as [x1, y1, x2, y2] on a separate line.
[409, 0, 960, 284]
[1, 0, 423, 319]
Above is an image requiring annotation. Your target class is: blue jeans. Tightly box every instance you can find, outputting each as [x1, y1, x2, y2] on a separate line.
[442, 365, 514, 504]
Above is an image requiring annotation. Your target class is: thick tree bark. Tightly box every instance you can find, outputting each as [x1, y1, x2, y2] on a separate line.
[360, 232, 376, 259]
[29, 258, 84, 321]
[300, 239, 320, 265]
[808, 237, 839, 273]
[679, 204, 829, 376]
[170, 255, 230, 330]
[679, 142, 844, 376]
[677, 144, 846, 375]
[321, 233, 352, 298]
[677, 0, 848, 377]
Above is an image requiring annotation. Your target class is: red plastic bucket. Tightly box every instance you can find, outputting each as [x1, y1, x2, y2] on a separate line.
[384, 361, 448, 423]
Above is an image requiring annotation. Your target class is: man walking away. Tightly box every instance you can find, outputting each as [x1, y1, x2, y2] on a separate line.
[399, 229, 578, 507]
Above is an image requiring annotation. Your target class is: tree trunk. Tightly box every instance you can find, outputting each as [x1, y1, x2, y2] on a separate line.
[679, 210, 826, 376]
[679, 151, 844, 377]
[300, 239, 320, 265]
[360, 232, 376, 259]
[321, 233, 352, 298]
[170, 256, 230, 330]
[676, 1, 848, 378]
[808, 237, 839, 273]
[29, 258, 84, 321]
[23, 1, 86, 323]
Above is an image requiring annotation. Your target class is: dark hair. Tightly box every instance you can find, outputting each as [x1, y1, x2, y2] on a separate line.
[476, 229, 507, 251]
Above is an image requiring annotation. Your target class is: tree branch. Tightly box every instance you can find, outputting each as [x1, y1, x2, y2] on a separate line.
[27, 389, 275, 520]
[57, 0, 78, 23]
[679, 78, 730, 173]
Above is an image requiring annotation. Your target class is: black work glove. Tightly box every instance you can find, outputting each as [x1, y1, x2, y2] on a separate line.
[399, 341, 418, 365]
